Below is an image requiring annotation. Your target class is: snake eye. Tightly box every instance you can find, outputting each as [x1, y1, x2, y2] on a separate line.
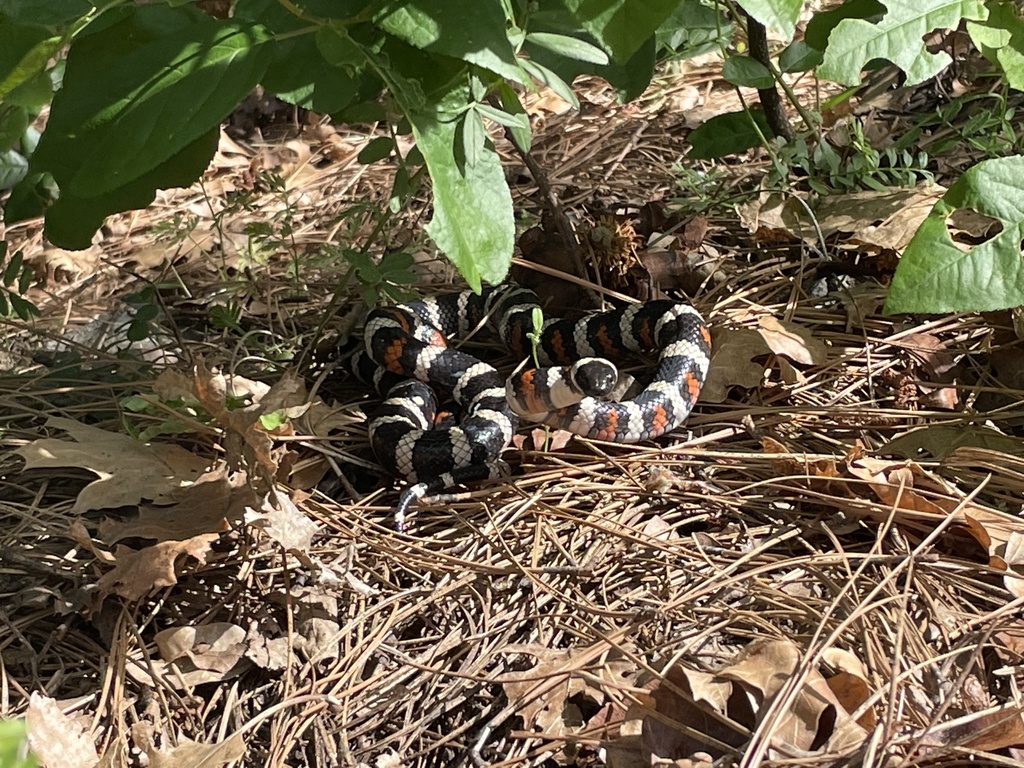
[570, 358, 618, 397]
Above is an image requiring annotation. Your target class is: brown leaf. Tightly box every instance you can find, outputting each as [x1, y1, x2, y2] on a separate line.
[244, 489, 319, 555]
[16, 417, 209, 513]
[148, 732, 246, 768]
[756, 317, 828, 366]
[26, 692, 100, 768]
[719, 640, 866, 755]
[846, 457, 1024, 573]
[821, 648, 876, 730]
[99, 469, 255, 544]
[499, 643, 634, 741]
[191, 361, 306, 479]
[642, 664, 742, 761]
[96, 534, 219, 603]
[155, 622, 248, 673]
[917, 704, 1024, 753]
[699, 328, 768, 403]
[737, 185, 944, 252]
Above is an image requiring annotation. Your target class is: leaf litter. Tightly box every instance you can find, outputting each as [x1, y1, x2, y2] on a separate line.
[3, 69, 1024, 768]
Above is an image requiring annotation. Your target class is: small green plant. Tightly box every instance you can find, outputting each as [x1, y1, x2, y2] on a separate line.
[895, 89, 1024, 160]
[342, 249, 417, 306]
[768, 122, 932, 195]
[671, 164, 733, 214]
[527, 306, 545, 367]
[123, 285, 160, 342]
[0, 242, 38, 320]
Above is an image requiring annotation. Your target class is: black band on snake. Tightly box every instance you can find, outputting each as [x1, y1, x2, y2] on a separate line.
[360, 285, 712, 530]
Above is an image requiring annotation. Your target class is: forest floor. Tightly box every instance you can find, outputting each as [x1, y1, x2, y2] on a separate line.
[3, 50, 1024, 768]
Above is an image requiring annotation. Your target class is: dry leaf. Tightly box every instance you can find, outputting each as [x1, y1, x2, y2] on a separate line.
[917, 704, 1024, 753]
[629, 640, 869, 764]
[642, 664, 741, 762]
[244, 489, 319, 554]
[846, 457, 1024, 579]
[756, 316, 828, 366]
[148, 732, 245, 768]
[821, 648, 875, 729]
[737, 185, 944, 252]
[499, 643, 634, 744]
[99, 469, 255, 544]
[96, 534, 219, 603]
[155, 622, 249, 674]
[16, 417, 209, 513]
[26, 692, 100, 768]
[699, 328, 769, 403]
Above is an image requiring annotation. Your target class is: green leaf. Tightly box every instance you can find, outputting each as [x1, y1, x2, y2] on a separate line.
[406, 90, 514, 291]
[3, 170, 55, 221]
[885, 156, 1024, 313]
[519, 57, 580, 109]
[358, 136, 396, 164]
[29, 5, 272, 201]
[37, 127, 220, 248]
[475, 101, 530, 132]
[0, 106, 29, 152]
[525, 32, 610, 65]
[656, 0, 733, 57]
[0, 20, 62, 101]
[0, 291, 9, 317]
[721, 55, 775, 88]
[3, 248, 22, 287]
[497, 82, 531, 151]
[0, 0, 94, 28]
[563, 0, 679, 63]
[881, 424, 1024, 459]
[522, 26, 656, 102]
[233, 2, 381, 114]
[778, 40, 824, 72]
[260, 410, 289, 430]
[967, 1, 1024, 91]
[736, 0, 803, 39]
[818, 0, 988, 86]
[375, 1, 526, 85]
[0, 148, 28, 189]
[688, 109, 770, 159]
[9, 292, 37, 320]
[4, 67, 54, 109]
[804, 0, 886, 51]
[461, 109, 487, 169]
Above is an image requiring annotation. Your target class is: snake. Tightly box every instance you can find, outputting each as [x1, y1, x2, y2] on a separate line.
[360, 285, 711, 530]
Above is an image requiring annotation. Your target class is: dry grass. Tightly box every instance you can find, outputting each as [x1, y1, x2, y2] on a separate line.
[2, 64, 1024, 768]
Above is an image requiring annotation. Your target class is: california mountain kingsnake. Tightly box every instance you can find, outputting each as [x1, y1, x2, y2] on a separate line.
[361, 285, 711, 529]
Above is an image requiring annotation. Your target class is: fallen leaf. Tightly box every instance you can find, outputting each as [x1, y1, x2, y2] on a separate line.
[498, 643, 636, 744]
[642, 664, 742, 761]
[756, 316, 829, 366]
[96, 534, 219, 603]
[917, 704, 1024, 753]
[244, 489, 319, 555]
[737, 185, 944, 252]
[16, 417, 209, 513]
[26, 692, 99, 768]
[821, 648, 875, 730]
[880, 425, 1024, 460]
[148, 732, 245, 768]
[700, 328, 769, 403]
[628, 640, 869, 764]
[155, 622, 249, 674]
[845, 457, 1024, 587]
[99, 469, 255, 544]
[1000, 532, 1024, 599]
